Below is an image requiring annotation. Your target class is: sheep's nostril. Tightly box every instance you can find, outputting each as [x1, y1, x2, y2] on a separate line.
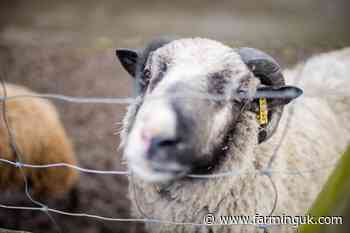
[146, 137, 180, 161]
[150, 137, 179, 148]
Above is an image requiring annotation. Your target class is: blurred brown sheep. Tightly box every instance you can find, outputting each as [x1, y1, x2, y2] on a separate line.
[0, 83, 78, 197]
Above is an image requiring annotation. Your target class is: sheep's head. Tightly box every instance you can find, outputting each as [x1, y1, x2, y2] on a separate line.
[116, 38, 302, 182]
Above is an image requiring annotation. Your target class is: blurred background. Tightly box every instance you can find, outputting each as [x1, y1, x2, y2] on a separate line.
[0, 0, 349, 232]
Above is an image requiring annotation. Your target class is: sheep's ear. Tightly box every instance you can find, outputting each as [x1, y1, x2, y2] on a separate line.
[255, 85, 303, 108]
[116, 49, 138, 78]
[250, 85, 302, 143]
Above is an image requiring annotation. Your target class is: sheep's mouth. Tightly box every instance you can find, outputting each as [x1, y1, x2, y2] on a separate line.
[150, 161, 190, 175]
[126, 117, 235, 181]
[141, 137, 232, 179]
[128, 145, 228, 182]
[129, 157, 191, 182]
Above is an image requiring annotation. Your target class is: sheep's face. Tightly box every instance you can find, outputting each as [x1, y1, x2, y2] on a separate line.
[116, 38, 302, 182]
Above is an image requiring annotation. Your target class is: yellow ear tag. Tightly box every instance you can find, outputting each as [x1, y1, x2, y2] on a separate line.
[258, 97, 268, 125]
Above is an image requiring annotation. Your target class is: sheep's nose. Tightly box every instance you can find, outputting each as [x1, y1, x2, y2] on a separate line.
[146, 136, 180, 161]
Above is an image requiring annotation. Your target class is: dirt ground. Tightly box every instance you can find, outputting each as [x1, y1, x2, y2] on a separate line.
[0, 1, 349, 233]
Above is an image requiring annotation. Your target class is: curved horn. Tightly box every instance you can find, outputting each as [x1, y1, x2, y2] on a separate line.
[237, 47, 285, 87]
[237, 47, 285, 143]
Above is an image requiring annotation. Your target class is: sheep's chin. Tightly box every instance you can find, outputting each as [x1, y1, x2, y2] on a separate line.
[129, 161, 188, 183]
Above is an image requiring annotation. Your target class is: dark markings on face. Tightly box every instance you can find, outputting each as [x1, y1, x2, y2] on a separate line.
[189, 102, 243, 176]
[134, 38, 173, 93]
[149, 60, 168, 91]
[169, 98, 199, 166]
[207, 72, 229, 105]
[141, 68, 151, 88]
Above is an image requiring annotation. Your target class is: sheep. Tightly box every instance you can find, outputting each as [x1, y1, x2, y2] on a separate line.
[116, 38, 350, 233]
[0, 83, 79, 197]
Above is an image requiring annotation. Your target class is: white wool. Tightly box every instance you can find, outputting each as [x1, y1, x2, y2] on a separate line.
[122, 45, 350, 233]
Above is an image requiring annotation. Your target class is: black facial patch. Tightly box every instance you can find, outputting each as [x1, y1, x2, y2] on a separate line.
[135, 38, 173, 93]
[149, 60, 168, 91]
[189, 103, 243, 176]
[207, 72, 229, 106]
[170, 98, 195, 141]
[170, 99, 198, 166]
[208, 72, 228, 95]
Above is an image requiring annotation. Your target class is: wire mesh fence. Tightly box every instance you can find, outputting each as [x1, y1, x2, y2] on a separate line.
[0, 60, 347, 233]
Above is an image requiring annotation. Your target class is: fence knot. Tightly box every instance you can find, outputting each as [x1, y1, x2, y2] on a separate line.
[40, 206, 49, 212]
[260, 169, 272, 177]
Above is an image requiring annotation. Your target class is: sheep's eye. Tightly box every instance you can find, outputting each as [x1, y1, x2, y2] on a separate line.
[142, 68, 152, 85]
[230, 90, 245, 105]
[237, 89, 246, 98]
[160, 62, 168, 73]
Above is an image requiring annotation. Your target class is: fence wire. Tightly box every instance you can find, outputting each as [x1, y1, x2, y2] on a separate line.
[0, 66, 344, 233]
[0, 76, 62, 233]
